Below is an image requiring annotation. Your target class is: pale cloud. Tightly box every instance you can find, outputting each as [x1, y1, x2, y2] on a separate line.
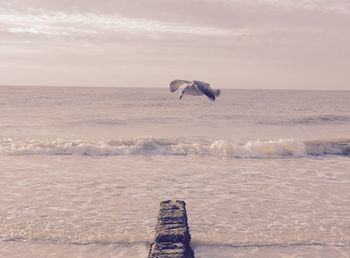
[225, 0, 350, 14]
[0, 0, 349, 89]
[0, 9, 238, 39]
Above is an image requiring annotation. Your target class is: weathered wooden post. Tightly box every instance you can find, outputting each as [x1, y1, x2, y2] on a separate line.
[148, 200, 195, 258]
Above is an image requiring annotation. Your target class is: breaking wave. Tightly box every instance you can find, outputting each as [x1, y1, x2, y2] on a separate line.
[1, 137, 349, 158]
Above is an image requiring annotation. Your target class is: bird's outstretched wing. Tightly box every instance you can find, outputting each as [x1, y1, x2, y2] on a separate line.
[169, 79, 192, 92]
[193, 80, 216, 101]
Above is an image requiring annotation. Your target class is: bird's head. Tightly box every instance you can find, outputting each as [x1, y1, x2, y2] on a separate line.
[179, 88, 186, 100]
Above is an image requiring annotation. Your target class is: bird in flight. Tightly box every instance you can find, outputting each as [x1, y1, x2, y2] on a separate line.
[170, 80, 221, 102]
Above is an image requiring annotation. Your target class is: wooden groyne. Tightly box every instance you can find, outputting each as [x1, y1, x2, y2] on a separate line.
[148, 200, 195, 258]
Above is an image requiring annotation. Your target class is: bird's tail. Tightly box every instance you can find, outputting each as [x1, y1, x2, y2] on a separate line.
[213, 89, 221, 97]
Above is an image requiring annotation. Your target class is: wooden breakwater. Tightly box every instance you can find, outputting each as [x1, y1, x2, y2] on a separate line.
[148, 200, 195, 258]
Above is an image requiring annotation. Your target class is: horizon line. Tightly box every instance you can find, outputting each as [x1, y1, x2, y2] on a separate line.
[0, 84, 348, 92]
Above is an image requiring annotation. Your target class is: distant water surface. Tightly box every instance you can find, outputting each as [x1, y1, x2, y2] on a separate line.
[0, 86, 349, 258]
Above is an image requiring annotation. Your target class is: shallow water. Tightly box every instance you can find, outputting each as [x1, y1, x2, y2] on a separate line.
[0, 86, 349, 257]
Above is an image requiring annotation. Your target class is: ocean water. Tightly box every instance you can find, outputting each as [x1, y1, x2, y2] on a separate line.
[0, 86, 349, 258]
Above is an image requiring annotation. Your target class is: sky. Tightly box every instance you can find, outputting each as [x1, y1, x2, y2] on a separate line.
[0, 0, 349, 90]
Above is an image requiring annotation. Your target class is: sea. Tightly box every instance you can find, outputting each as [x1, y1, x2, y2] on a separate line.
[0, 86, 349, 258]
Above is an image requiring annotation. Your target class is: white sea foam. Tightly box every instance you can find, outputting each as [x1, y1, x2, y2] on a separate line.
[1, 137, 349, 158]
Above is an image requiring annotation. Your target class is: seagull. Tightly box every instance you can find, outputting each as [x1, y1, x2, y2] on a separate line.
[169, 79, 221, 102]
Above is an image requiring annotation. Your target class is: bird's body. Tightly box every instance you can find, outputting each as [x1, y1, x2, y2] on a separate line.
[181, 85, 204, 96]
[169, 79, 221, 101]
